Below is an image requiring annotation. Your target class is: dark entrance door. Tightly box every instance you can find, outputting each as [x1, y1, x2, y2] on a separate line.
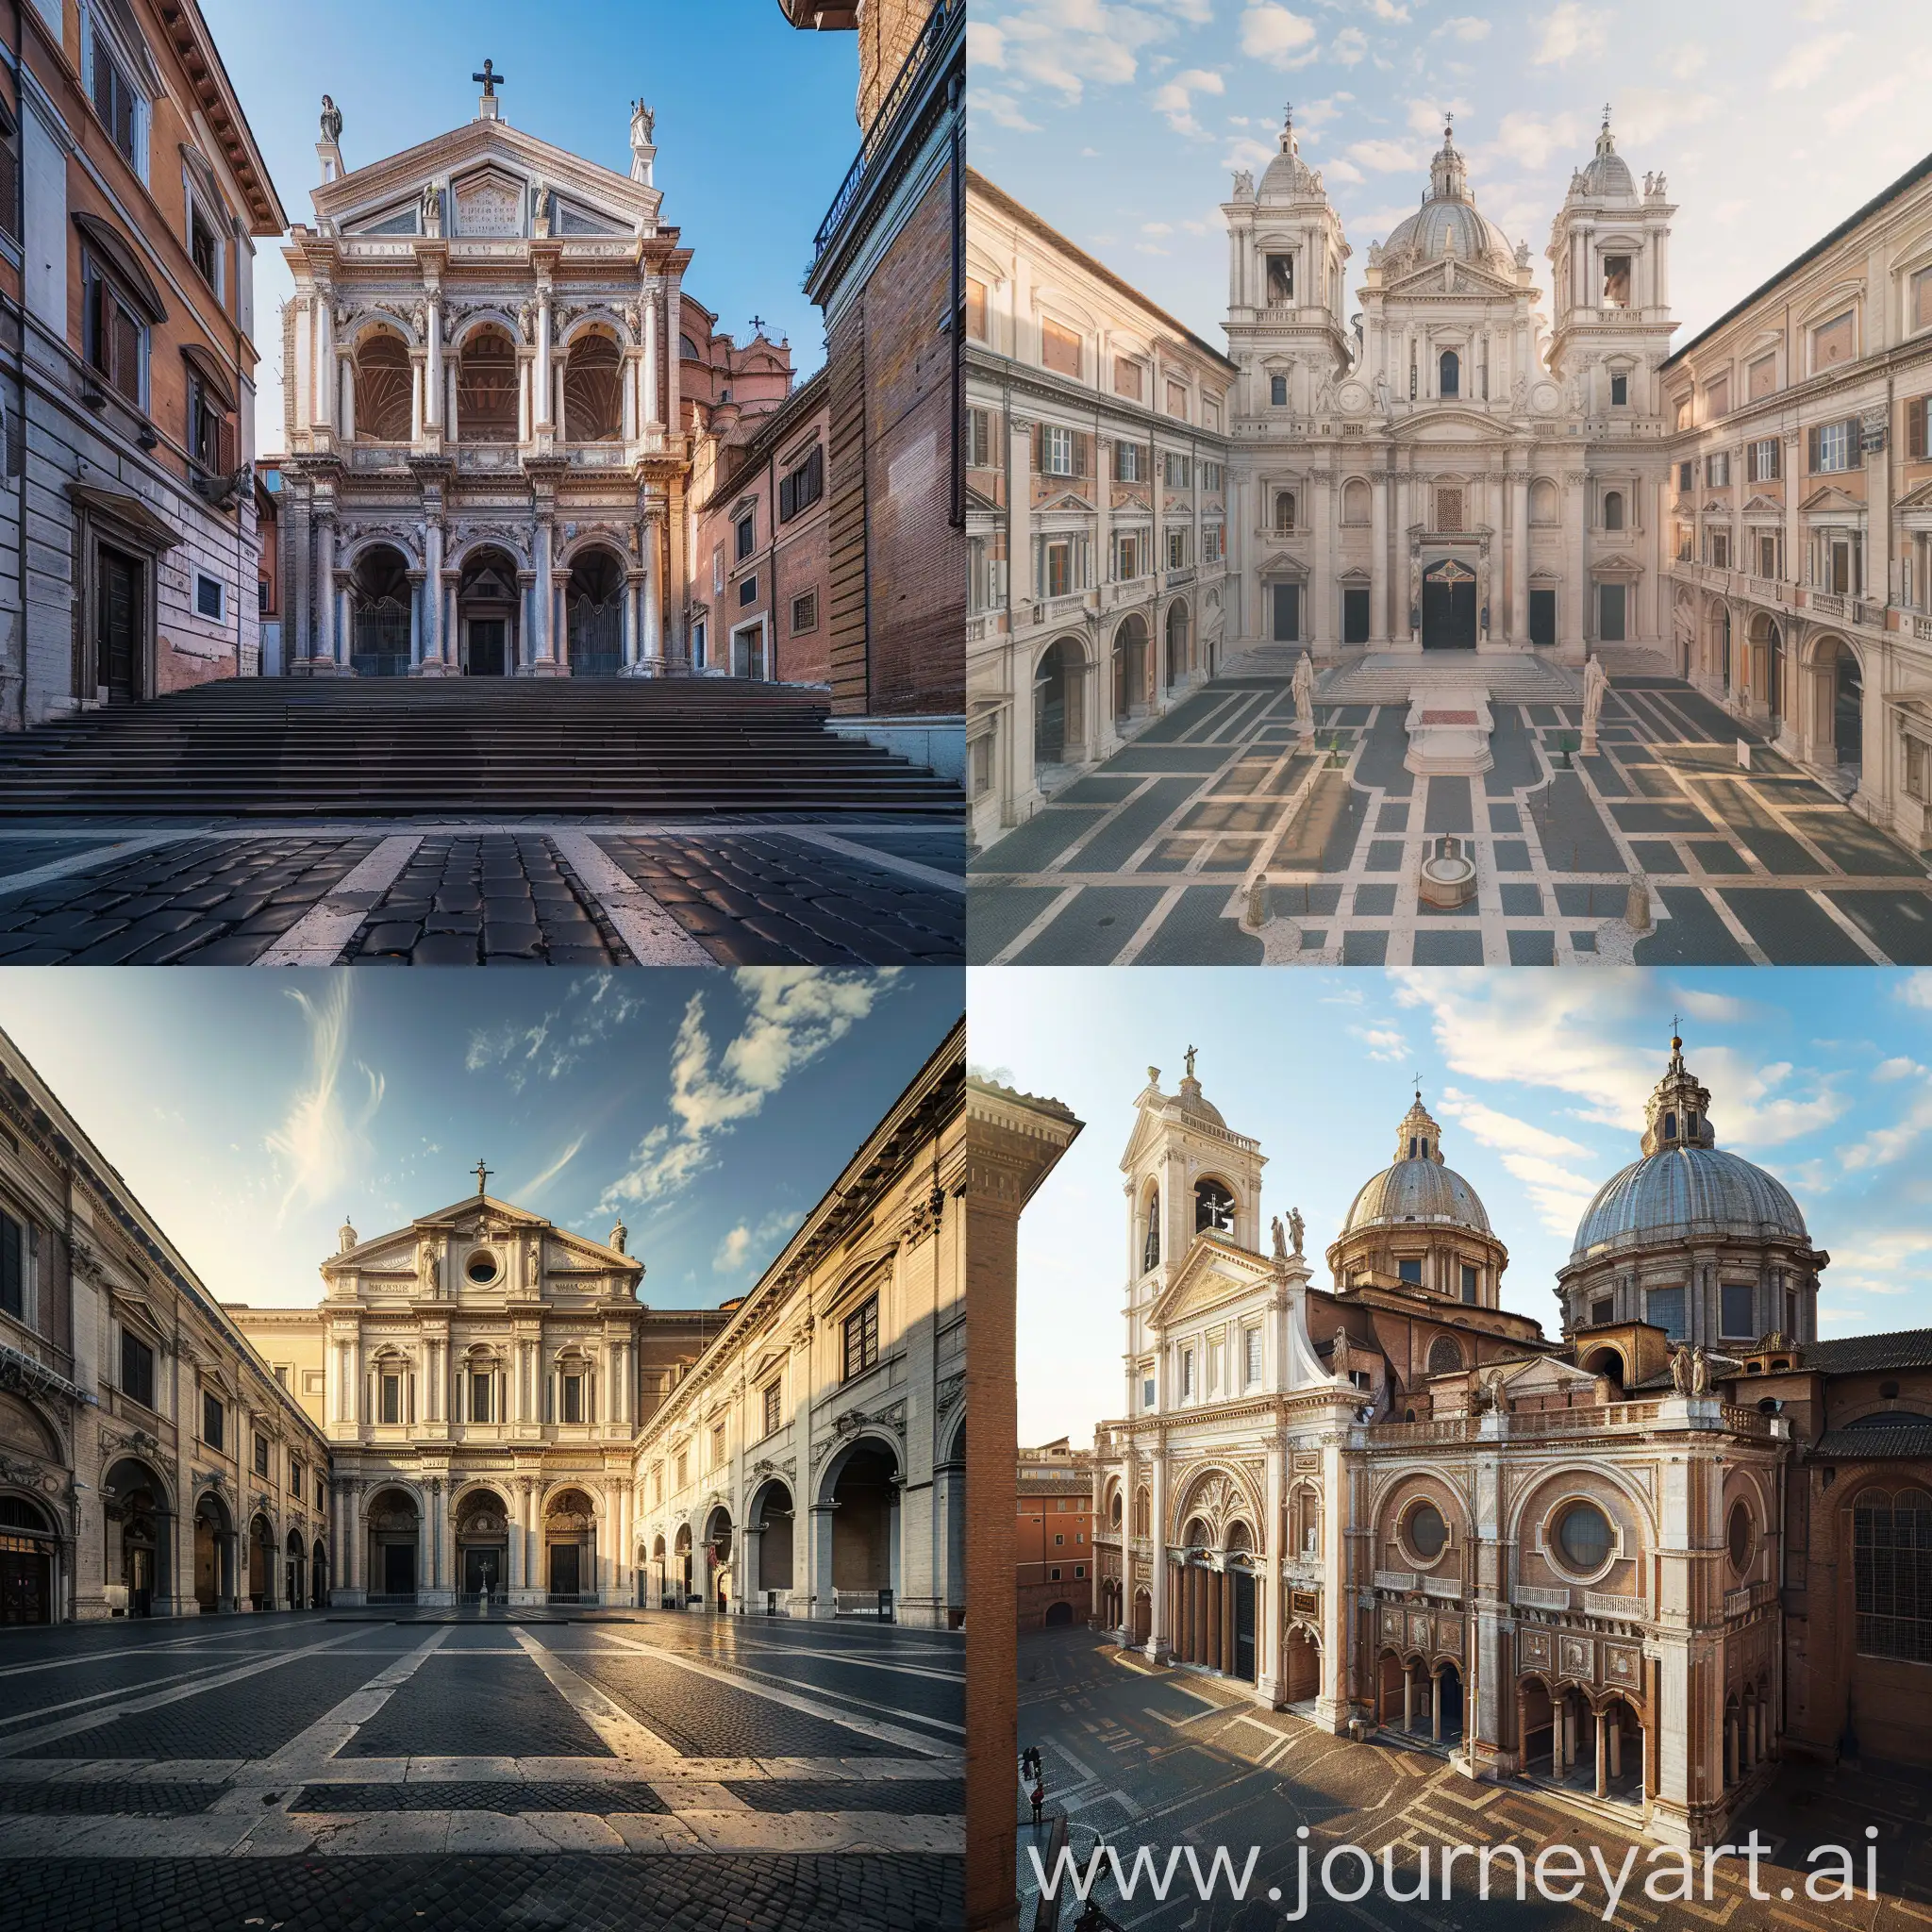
[1342, 586, 1371, 644]
[549, 1543, 581, 1596]
[468, 619, 508, 675]
[381, 1541, 416, 1596]
[1271, 583, 1300, 642]
[1422, 560, 1477, 649]
[1033, 662, 1065, 765]
[96, 546, 141, 697]
[126, 1544, 154, 1618]
[1232, 1569, 1257, 1681]
[1834, 655, 1862, 763]
[462, 1546, 504, 1598]
[0, 1542, 50, 1624]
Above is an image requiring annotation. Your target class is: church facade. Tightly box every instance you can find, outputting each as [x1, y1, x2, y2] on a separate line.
[1091, 1042, 1930, 1845]
[1224, 109, 1676, 664]
[275, 75, 792, 680]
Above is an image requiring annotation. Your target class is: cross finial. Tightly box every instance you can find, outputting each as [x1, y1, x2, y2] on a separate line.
[1414, 1070, 1423, 1099]
[750, 314, 767, 335]
[1184, 1044, 1198, 1080]
[473, 1158, 491, 1196]
[1603, 101, 1612, 126]
[473, 58, 505, 97]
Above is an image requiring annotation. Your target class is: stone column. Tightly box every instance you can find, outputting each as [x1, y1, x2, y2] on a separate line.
[621, 350, 639, 441]
[314, 515, 337, 666]
[642, 284, 661, 427]
[1257, 1442, 1284, 1703]
[642, 523, 664, 668]
[665, 271, 682, 435]
[1595, 1707, 1609, 1796]
[534, 290, 554, 431]
[1369, 461, 1390, 646]
[338, 351, 355, 442]
[423, 521, 445, 672]
[425, 293, 442, 433]
[623, 569, 642, 670]
[1311, 468, 1334, 656]
[407, 571, 425, 667]
[532, 522, 556, 668]
[1564, 469, 1588, 663]
[809, 1504, 838, 1619]
[315, 293, 335, 432]
[1146, 1453, 1168, 1658]
[1509, 465, 1530, 646]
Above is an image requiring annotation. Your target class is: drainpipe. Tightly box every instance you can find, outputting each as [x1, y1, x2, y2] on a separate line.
[10, 0, 24, 729]
[948, 67, 963, 532]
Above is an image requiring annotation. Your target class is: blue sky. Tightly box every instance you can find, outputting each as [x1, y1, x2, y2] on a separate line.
[971, 968, 1932, 1446]
[968, 0, 1932, 348]
[207, 0, 860, 454]
[0, 968, 960, 1311]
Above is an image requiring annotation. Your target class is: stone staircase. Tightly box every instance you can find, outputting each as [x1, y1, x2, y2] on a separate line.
[1316, 650, 1581, 706]
[0, 678, 963, 818]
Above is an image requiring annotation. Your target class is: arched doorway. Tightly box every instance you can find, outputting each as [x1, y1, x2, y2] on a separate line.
[366, 1487, 420, 1604]
[1033, 637, 1083, 773]
[457, 546, 522, 677]
[247, 1514, 275, 1611]
[565, 548, 625, 677]
[349, 543, 412, 677]
[102, 1457, 168, 1618]
[1164, 600, 1191, 690]
[1812, 634, 1862, 778]
[1225, 1532, 1257, 1683]
[193, 1491, 232, 1611]
[562, 331, 624, 442]
[1044, 1598, 1074, 1627]
[1283, 1625, 1321, 1705]
[285, 1529, 305, 1611]
[0, 1495, 58, 1624]
[311, 1538, 327, 1608]
[454, 326, 519, 441]
[706, 1505, 734, 1613]
[940, 1416, 966, 1629]
[1131, 1587, 1151, 1646]
[1433, 1660, 1464, 1745]
[649, 1533, 668, 1608]
[674, 1524, 693, 1605]
[454, 1488, 509, 1604]
[824, 1439, 900, 1618]
[750, 1481, 794, 1610]
[544, 1489, 597, 1602]
[1580, 1345, 1625, 1391]
[1422, 558, 1477, 650]
[1749, 613, 1783, 728]
[1112, 614, 1148, 724]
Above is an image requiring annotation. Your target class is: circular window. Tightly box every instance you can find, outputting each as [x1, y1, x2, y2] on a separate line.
[465, 1251, 498, 1285]
[1553, 1500, 1613, 1574]
[1406, 1502, 1447, 1562]
[1727, 1501, 1754, 1573]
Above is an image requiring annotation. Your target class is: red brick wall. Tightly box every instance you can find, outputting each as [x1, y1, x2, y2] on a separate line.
[1017, 1488, 1093, 1629]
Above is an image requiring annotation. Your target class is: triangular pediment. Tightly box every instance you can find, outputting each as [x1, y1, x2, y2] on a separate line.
[1798, 484, 1863, 515]
[1038, 491, 1093, 515]
[1897, 476, 1932, 510]
[1384, 258, 1518, 301]
[1497, 1353, 1596, 1394]
[1741, 493, 1782, 516]
[1591, 551, 1642, 574]
[1148, 1233, 1274, 1329]
[1396, 409, 1499, 442]
[1257, 549, 1309, 578]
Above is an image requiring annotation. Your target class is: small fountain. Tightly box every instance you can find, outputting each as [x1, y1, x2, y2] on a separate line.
[1419, 835, 1477, 909]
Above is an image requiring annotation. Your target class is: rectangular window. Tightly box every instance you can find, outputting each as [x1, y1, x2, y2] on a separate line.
[1591, 1297, 1614, 1327]
[89, 25, 143, 172]
[735, 513, 756, 562]
[711, 544, 724, 593]
[1646, 1287, 1686, 1341]
[1811, 420, 1857, 473]
[842, 1295, 879, 1381]
[378, 1374, 401, 1425]
[1915, 266, 1932, 334]
[1041, 425, 1074, 476]
[203, 1391, 224, 1448]
[1436, 488, 1463, 532]
[1748, 353, 1778, 401]
[253, 1432, 270, 1478]
[1397, 1258, 1423, 1285]
[1114, 442, 1142, 483]
[1609, 373, 1628, 408]
[560, 1374, 584, 1424]
[1705, 375, 1729, 420]
[1266, 254, 1294, 304]
[1706, 452, 1729, 487]
[1166, 379, 1188, 420]
[290, 1458, 301, 1495]
[1343, 586, 1370, 644]
[0, 1212, 22, 1322]
[762, 1381, 782, 1439]
[675, 1452, 687, 1491]
[1748, 438, 1780, 482]
[1599, 581, 1627, 641]
[1812, 309, 1857, 371]
[1180, 1348, 1194, 1398]
[777, 444, 824, 521]
[83, 258, 146, 406]
[190, 204, 219, 288]
[1141, 1376, 1156, 1408]
[1161, 452, 1191, 489]
[1529, 588, 1557, 647]
[1601, 254, 1630, 307]
[1707, 528, 1731, 570]
[711, 1420, 726, 1467]
[1166, 528, 1188, 571]
[194, 573, 225, 621]
[469, 1372, 492, 1423]
[964, 409, 991, 470]
[121, 1330, 154, 1408]
[1075, 1563, 1087, 1578]
[1909, 736, 1930, 803]
[273, 1364, 287, 1387]
[1113, 533, 1141, 581]
[1041, 319, 1082, 377]
[1114, 357, 1142, 401]
[1677, 459, 1694, 492]
[964, 275, 988, 341]
[1855, 1492, 1932, 1662]
[791, 591, 817, 634]
[1757, 533, 1779, 578]
[738, 575, 757, 608]
[1908, 396, 1928, 462]
[1243, 1327, 1261, 1384]
[1050, 1567, 1061, 1581]
[1270, 374, 1288, 407]
[1460, 1264, 1478, 1305]
[1054, 1533, 1063, 1547]
[1720, 1283, 1757, 1338]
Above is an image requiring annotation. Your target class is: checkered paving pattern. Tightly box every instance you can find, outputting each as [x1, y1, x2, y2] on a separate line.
[970, 674, 1932, 966]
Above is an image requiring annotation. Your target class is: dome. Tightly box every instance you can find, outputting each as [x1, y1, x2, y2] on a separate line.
[1568, 1037, 1808, 1259]
[1380, 121, 1514, 271]
[1174, 1073, 1224, 1129]
[1341, 1095, 1492, 1237]
[1574, 113, 1636, 203]
[1258, 110, 1323, 202]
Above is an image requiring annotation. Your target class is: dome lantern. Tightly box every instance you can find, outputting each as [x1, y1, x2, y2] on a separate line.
[1641, 1032, 1715, 1157]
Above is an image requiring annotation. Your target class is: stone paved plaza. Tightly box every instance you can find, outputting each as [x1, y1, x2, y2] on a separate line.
[970, 672, 1932, 968]
[0, 1611, 961, 1931]
[0, 822, 962, 967]
[1019, 1627, 1932, 1931]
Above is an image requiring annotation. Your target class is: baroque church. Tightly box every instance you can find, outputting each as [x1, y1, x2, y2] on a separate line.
[1224, 108, 1675, 661]
[276, 72, 792, 679]
[1091, 1041, 1932, 1846]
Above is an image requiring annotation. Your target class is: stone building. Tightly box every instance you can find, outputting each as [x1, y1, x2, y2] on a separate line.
[687, 367, 831, 685]
[1223, 108, 1676, 663]
[1016, 1436, 1091, 1630]
[1660, 146, 1932, 851]
[275, 75, 791, 679]
[0, 1024, 331, 1625]
[782, 0, 965, 758]
[227, 1180, 721, 1609]
[1086, 1038, 1932, 1845]
[5, 0, 282, 726]
[631, 1017, 966, 1627]
[964, 172, 1238, 846]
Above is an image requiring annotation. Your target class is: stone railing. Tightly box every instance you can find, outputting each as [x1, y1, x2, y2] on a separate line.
[1368, 1417, 1474, 1446]
[1583, 1590, 1645, 1620]
[1719, 1403, 1781, 1439]
[1422, 1575, 1462, 1601]
[1505, 1402, 1662, 1437]
[1373, 1568, 1417, 1592]
[1514, 1584, 1571, 1611]
[1914, 613, 1932, 642]
[1029, 592, 1091, 627]
[1724, 1578, 1775, 1619]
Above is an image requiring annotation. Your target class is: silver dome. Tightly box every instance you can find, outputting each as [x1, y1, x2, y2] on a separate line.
[1383, 196, 1507, 268]
[1571, 1146, 1807, 1261]
[1342, 1158, 1492, 1236]
[1578, 149, 1635, 200]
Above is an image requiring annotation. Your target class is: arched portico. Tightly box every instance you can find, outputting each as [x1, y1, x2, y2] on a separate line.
[348, 542, 413, 677]
[745, 1479, 795, 1613]
[673, 1523, 693, 1606]
[102, 1457, 172, 1618]
[310, 1537, 328, 1608]
[938, 1415, 966, 1629]
[284, 1528, 306, 1610]
[564, 547, 626, 677]
[1163, 598, 1191, 691]
[453, 1486, 509, 1604]
[816, 1435, 901, 1619]
[542, 1488, 597, 1602]
[365, 1486, 421, 1604]
[1112, 613, 1149, 724]
[1033, 635, 1089, 775]
[0, 1493, 60, 1624]
[455, 545, 523, 678]
[1800, 631, 1863, 785]
[247, 1513, 275, 1611]
[192, 1490, 235, 1612]
[705, 1504, 734, 1613]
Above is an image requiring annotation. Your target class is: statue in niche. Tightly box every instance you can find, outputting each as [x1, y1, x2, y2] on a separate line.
[530, 176, 551, 234]
[1511, 372, 1527, 412]
[421, 179, 442, 238]
[320, 95, 342, 145]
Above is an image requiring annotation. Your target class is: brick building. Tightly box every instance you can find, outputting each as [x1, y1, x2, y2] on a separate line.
[4, 0, 283, 727]
[780, 0, 964, 775]
[1017, 1436, 1092, 1630]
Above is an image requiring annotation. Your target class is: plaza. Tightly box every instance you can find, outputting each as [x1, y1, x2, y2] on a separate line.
[0, 1607, 961, 1931]
[968, 657, 1932, 966]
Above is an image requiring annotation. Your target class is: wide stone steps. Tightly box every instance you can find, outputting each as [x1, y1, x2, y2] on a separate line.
[0, 678, 963, 817]
[1316, 651, 1581, 705]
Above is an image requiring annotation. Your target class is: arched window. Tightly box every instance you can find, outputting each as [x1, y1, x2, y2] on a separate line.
[1194, 1179, 1235, 1234]
[456, 329, 518, 440]
[1604, 490, 1625, 532]
[1109, 1491, 1124, 1528]
[1531, 478, 1558, 525]
[1854, 1489, 1932, 1660]
[1426, 1336, 1463, 1376]
[1439, 349, 1460, 398]
[1142, 1191, 1160, 1271]
[1133, 1486, 1150, 1537]
[1341, 478, 1371, 525]
[1274, 491, 1297, 533]
[562, 332, 624, 441]
[354, 333, 412, 441]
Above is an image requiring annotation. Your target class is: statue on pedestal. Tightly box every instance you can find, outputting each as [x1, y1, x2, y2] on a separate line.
[1581, 653, 1607, 754]
[320, 95, 342, 145]
[1293, 649, 1316, 736]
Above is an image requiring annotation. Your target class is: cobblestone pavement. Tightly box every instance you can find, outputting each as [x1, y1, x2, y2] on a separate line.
[0, 820, 962, 967]
[1018, 1627, 1932, 1930]
[970, 674, 1932, 966]
[0, 1611, 962, 1931]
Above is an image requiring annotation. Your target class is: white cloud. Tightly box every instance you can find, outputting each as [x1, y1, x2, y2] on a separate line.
[1325, 157, 1366, 185]
[1351, 1024, 1410, 1063]
[714, 1224, 751, 1272]
[1240, 4, 1319, 68]
[1407, 98, 1469, 138]
[509, 1132, 586, 1203]
[1901, 973, 1932, 1009]
[1347, 137, 1423, 173]
[1484, 110, 1581, 172]
[1670, 42, 1708, 80]
[1874, 1058, 1925, 1084]
[1532, 1, 1606, 65]
[1331, 26, 1368, 64]
[1364, 0, 1409, 19]
[970, 89, 1041, 133]
[1151, 66, 1224, 136]
[1438, 14, 1491, 40]
[1771, 31, 1853, 90]
[967, 20, 1006, 68]
[1839, 1086, 1932, 1173]
[1435, 1089, 1591, 1162]
[267, 981, 384, 1224]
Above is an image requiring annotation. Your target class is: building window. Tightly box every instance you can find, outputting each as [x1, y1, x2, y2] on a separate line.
[1460, 1264, 1478, 1305]
[1041, 425, 1074, 476]
[1676, 459, 1694, 493]
[194, 573, 225, 622]
[1603, 491, 1624, 532]
[0, 1211, 24, 1323]
[735, 513, 756, 563]
[1266, 254, 1293, 304]
[1180, 1348, 1194, 1399]
[1812, 309, 1857, 372]
[762, 1381, 782, 1439]
[1609, 373, 1628, 408]
[560, 1374, 584, 1424]
[87, 11, 147, 175]
[738, 575, 757, 608]
[203, 1391, 225, 1448]
[1855, 1489, 1932, 1661]
[83, 256, 148, 407]
[1054, 1533, 1064, 1546]
[1113, 532, 1142, 582]
[1162, 452, 1191, 489]
[1707, 528, 1730, 570]
[964, 408, 991, 470]
[1397, 1258, 1423, 1285]
[1599, 581, 1627, 641]
[841, 1295, 879, 1381]
[1748, 439, 1780, 482]
[1590, 1296, 1614, 1326]
[1041, 319, 1082, 378]
[791, 591, 817, 634]
[1601, 255, 1630, 308]
[1075, 1563, 1086, 1578]
[778, 445, 824, 522]
[1141, 1376, 1156, 1408]
[1436, 488, 1463, 532]
[1720, 1283, 1756, 1338]
[1049, 1567, 1062, 1581]
[1405, 1502, 1447, 1561]
[1274, 491, 1296, 533]
[1706, 452, 1729, 488]
[1114, 442, 1143, 483]
[1166, 528, 1188, 571]
[1114, 356, 1142, 401]
[253, 1432, 270, 1478]
[1646, 1286, 1686, 1340]
[290, 1457, 302, 1495]
[1553, 1500, 1613, 1574]
[1438, 349, 1459, 399]
[189, 201, 221, 290]
[1270, 374, 1288, 408]
[378, 1373, 402, 1424]
[964, 275, 988, 341]
[1166, 379, 1188, 421]
[711, 1420, 726, 1467]
[1243, 1327, 1261, 1385]
[469, 1371, 493, 1422]
[1810, 420, 1860, 474]
[1907, 735, 1929, 803]
[1913, 267, 1932, 335]
[120, 1330, 155, 1408]
[1193, 1179, 1234, 1234]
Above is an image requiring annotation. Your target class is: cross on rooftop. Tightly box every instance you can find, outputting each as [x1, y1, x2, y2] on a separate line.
[750, 314, 767, 335]
[474, 58, 506, 97]
[473, 1158, 491, 1195]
